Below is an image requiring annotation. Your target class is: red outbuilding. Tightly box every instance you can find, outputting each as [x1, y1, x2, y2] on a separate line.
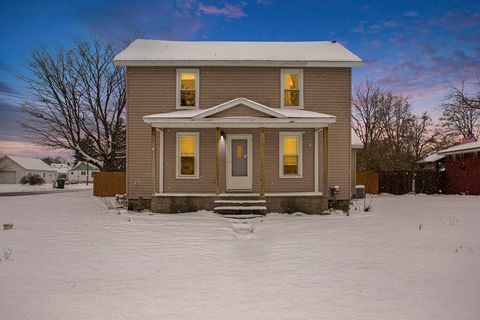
[438, 142, 480, 195]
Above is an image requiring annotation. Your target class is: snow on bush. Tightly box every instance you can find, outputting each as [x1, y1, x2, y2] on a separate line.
[19, 173, 45, 185]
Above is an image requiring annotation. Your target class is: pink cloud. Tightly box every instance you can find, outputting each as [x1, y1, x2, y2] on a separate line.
[198, 2, 246, 19]
[403, 11, 419, 17]
[428, 10, 480, 30]
[383, 20, 398, 28]
[0, 140, 72, 159]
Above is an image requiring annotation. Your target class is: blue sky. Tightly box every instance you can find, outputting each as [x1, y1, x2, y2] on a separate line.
[1, 0, 479, 157]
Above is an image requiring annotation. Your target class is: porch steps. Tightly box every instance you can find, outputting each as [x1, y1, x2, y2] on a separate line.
[214, 198, 267, 216]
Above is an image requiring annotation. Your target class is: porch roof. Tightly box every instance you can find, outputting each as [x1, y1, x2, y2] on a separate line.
[143, 98, 336, 128]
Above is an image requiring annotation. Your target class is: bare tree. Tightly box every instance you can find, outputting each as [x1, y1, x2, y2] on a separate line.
[353, 80, 434, 170]
[409, 112, 435, 162]
[20, 38, 126, 171]
[352, 79, 382, 146]
[439, 81, 480, 139]
[449, 78, 480, 110]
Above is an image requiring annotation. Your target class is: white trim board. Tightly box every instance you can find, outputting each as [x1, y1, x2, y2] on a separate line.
[193, 97, 285, 119]
[115, 60, 364, 67]
[146, 118, 334, 128]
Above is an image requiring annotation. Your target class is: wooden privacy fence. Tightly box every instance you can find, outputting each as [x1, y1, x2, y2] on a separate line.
[378, 170, 442, 195]
[357, 170, 444, 195]
[93, 172, 126, 197]
[356, 171, 379, 194]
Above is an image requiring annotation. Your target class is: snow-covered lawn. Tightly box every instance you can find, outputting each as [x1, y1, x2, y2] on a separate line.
[0, 183, 93, 194]
[0, 192, 479, 320]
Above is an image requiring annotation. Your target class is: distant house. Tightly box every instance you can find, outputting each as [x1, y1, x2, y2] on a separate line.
[50, 163, 71, 178]
[0, 155, 57, 184]
[68, 162, 100, 183]
[437, 141, 480, 195]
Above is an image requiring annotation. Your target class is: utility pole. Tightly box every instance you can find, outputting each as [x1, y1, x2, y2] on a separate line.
[86, 162, 89, 186]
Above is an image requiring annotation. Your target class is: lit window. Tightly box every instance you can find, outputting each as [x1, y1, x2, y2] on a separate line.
[279, 132, 303, 178]
[281, 69, 303, 108]
[177, 69, 199, 109]
[176, 132, 199, 178]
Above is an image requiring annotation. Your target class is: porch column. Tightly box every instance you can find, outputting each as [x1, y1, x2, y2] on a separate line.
[158, 129, 164, 193]
[215, 127, 221, 195]
[314, 128, 321, 193]
[151, 127, 157, 194]
[322, 127, 329, 197]
[259, 127, 265, 196]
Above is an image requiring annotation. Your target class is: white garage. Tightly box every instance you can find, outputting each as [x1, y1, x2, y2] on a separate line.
[0, 171, 16, 184]
[0, 155, 57, 184]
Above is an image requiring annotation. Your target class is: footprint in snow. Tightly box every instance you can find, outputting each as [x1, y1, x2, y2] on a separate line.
[232, 221, 255, 239]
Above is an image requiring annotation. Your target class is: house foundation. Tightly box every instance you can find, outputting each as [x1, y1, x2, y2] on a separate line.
[150, 193, 328, 214]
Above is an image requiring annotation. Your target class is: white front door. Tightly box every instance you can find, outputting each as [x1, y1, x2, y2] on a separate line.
[226, 134, 253, 191]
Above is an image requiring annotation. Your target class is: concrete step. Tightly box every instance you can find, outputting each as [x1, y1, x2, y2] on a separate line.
[214, 205, 267, 215]
[214, 199, 266, 206]
[221, 214, 265, 219]
[217, 194, 265, 200]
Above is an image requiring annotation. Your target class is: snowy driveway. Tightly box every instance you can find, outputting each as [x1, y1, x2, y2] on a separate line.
[1, 191, 479, 320]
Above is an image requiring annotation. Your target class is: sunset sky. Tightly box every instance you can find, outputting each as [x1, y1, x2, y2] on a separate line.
[1, 0, 479, 158]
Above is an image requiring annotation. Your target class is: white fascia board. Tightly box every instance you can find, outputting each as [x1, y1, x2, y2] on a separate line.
[439, 148, 480, 156]
[144, 117, 335, 128]
[114, 60, 364, 67]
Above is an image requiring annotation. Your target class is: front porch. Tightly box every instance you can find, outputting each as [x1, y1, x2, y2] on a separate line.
[151, 193, 329, 215]
[144, 98, 335, 214]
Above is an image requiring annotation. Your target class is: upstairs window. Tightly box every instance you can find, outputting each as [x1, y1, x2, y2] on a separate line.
[177, 69, 199, 109]
[281, 69, 303, 108]
[176, 132, 199, 179]
[279, 132, 303, 178]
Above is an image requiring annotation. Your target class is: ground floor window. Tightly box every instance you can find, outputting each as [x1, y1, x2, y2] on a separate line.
[279, 132, 303, 178]
[176, 132, 199, 179]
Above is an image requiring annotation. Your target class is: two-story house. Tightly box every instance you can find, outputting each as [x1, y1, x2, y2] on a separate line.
[114, 40, 363, 214]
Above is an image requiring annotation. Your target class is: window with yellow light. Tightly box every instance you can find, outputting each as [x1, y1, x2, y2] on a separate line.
[180, 135, 196, 176]
[283, 135, 299, 175]
[283, 73, 300, 107]
[180, 73, 196, 107]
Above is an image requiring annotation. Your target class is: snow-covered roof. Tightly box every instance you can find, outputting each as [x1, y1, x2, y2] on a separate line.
[351, 129, 363, 149]
[51, 163, 70, 174]
[70, 161, 100, 171]
[4, 155, 56, 171]
[438, 141, 480, 156]
[418, 153, 445, 163]
[114, 40, 364, 67]
[143, 97, 336, 128]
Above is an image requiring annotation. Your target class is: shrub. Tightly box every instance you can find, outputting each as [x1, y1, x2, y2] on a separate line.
[19, 173, 45, 185]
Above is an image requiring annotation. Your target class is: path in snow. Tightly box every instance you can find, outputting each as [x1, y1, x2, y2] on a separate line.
[0, 191, 479, 320]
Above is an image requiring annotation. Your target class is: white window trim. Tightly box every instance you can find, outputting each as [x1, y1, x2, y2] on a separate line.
[176, 69, 200, 109]
[176, 132, 200, 179]
[280, 69, 304, 109]
[279, 131, 303, 178]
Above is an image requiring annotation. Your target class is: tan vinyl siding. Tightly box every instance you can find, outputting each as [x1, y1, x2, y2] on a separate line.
[265, 129, 314, 192]
[160, 128, 313, 194]
[305, 68, 352, 199]
[163, 129, 216, 193]
[127, 66, 351, 199]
